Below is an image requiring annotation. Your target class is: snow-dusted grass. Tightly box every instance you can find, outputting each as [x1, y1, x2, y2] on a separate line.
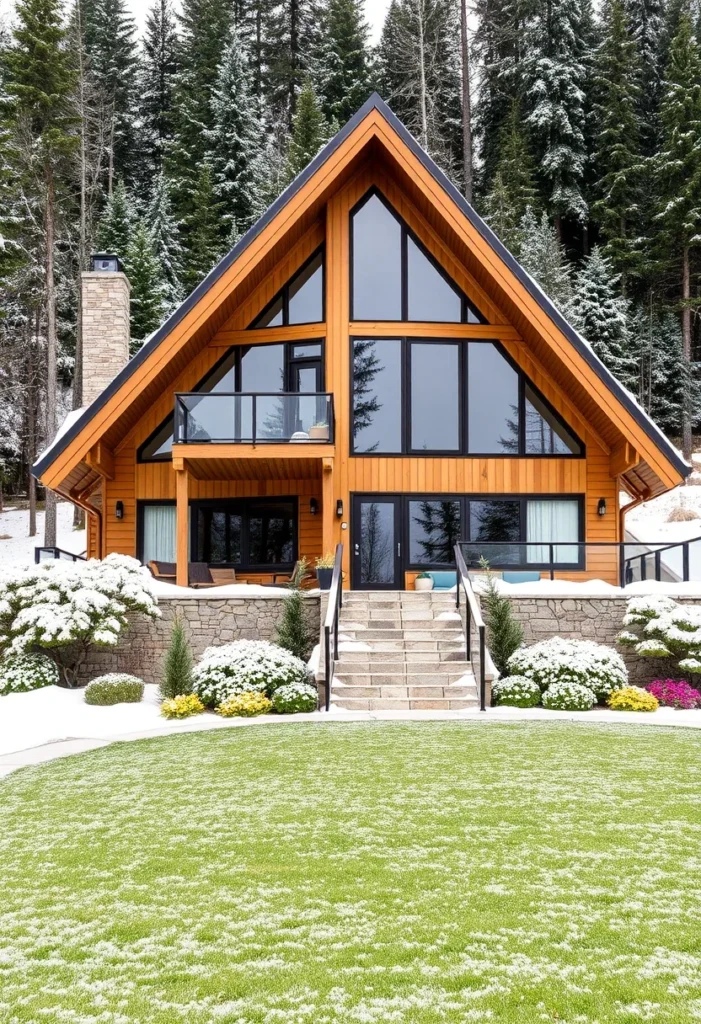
[1, 723, 701, 1022]
[0, 501, 85, 566]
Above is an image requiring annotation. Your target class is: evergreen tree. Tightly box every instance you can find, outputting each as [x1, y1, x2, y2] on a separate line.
[127, 219, 167, 348]
[285, 77, 332, 180]
[516, 208, 581, 326]
[264, 0, 325, 124]
[479, 563, 524, 676]
[96, 177, 135, 260]
[147, 172, 184, 310]
[316, 0, 372, 124]
[140, 0, 179, 189]
[630, 302, 701, 435]
[182, 162, 222, 292]
[481, 100, 539, 250]
[572, 246, 635, 385]
[206, 33, 262, 238]
[524, 0, 588, 230]
[275, 588, 317, 661]
[625, 0, 666, 153]
[0, 77, 24, 289]
[592, 0, 643, 289]
[654, 11, 701, 458]
[160, 615, 194, 698]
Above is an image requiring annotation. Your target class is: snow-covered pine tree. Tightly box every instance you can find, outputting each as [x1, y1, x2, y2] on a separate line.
[182, 162, 222, 291]
[0, 74, 24, 289]
[524, 0, 588, 232]
[654, 11, 701, 459]
[264, 0, 325, 125]
[146, 172, 184, 310]
[592, 0, 643, 290]
[250, 129, 290, 219]
[96, 178, 136, 263]
[481, 100, 539, 251]
[625, 0, 665, 154]
[516, 208, 581, 326]
[139, 0, 179, 192]
[315, 0, 372, 124]
[285, 77, 332, 181]
[206, 32, 262, 239]
[572, 246, 636, 387]
[126, 220, 167, 349]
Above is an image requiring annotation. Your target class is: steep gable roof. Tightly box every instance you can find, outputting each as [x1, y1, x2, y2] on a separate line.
[34, 93, 688, 494]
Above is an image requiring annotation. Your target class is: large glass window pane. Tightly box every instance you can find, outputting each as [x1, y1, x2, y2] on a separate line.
[141, 419, 174, 460]
[468, 343, 519, 453]
[288, 253, 323, 323]
[359, 500, 396, 584]
[409, 500, 461, 564]
[524, 385, 582, 455]
[410, 342, 460, 450]
[352, 337, 402, 452]
[527, 500, 579, 563]
[248, 501, 295, 565]
[407, 236, 463, 322]
[142, 505, 176, 564]
[252, 296, 283, 328]
[352, 194, 402, 319]
[240, 343, 284, 392]
[467, 500, 521, 566]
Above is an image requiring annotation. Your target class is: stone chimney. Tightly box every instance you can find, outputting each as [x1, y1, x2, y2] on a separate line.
[81, 253, 130, 407]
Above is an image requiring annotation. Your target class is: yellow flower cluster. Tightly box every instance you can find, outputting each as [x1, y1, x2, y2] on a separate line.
[608, 686, 659, 712]
[216, 692, 272, 717]
[161, 693, 206, 719]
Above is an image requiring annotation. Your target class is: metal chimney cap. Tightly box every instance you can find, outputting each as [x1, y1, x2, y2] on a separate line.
[90, 253, 121, 272]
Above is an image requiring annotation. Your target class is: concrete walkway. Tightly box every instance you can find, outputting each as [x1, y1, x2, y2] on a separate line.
[1, 684, 700, 778]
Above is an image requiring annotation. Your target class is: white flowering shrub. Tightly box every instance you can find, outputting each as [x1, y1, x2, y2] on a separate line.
[0, 554, 160, 688]
[491, 675, 541, 708]
[507, 637, 627, 700]
[618, 595, 701, 675]
[542, 682, 597, 711]
[0, 652, 59, 695]
[271, 681, 318, 714]
[193, 640, 308, 707]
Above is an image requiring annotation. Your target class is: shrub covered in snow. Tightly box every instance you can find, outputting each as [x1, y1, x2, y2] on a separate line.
[0, 652, 59, 695]
[542, 681, 597, 711]
[216, 692, 272, 717]
[271, 681, 318, 714]
[507, 637, 627, 700]
[646, 679, 701, 709]
[85, 674, 145, 705]
[608, 686, 658, 712]
[0, 554, 160, 687]
[161, 694, 205, 719]
[617, 596, 701, 675]
[193, 640, 308, 707]
[491, 675, 541, 708]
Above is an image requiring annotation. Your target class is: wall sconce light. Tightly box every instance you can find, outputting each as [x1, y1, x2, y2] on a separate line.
[115, 500, 124, 520]
[597, 498, 607, 517]
[309, 497, 319, 516]
[336, 499, 343, 517]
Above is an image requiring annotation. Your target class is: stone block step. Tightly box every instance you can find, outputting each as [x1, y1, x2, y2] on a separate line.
[332, 671, 473, 686]
[340, 616, 461, 629]
[338, 640, 465, 653]
[331, 684, 477, 699]
[335, 662, 469, 678]
[337, 650, 466, 664]
[340, 628, 464, 641]
[330, 697, 479, 711]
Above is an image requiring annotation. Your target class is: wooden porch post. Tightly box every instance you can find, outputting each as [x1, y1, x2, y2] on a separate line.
[322, 457, 334, 556]
[175, 461, 189, 587]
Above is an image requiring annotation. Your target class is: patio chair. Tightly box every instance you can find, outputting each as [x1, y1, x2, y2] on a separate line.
[501, 571, 542, 584]
[260, 560, 308, 588]
[426, 571, 458, 590]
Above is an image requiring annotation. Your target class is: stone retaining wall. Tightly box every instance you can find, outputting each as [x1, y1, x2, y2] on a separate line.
[79, 594, 321, 684]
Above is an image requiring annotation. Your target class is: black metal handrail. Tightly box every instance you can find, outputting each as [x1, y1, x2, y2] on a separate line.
[35, 546, 87, 563]
[173, 391, 335, 445]
[323, 543, 344, 711]
[454, 544, 487, 711]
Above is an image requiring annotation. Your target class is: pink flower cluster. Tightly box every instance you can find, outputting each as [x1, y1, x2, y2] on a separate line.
[647, 680, 701, 710]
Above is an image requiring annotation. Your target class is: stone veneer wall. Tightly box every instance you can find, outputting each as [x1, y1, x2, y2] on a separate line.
[79, 594, 321, 684]
[81, 271, 130, 406]
[505, 594, 701, 684]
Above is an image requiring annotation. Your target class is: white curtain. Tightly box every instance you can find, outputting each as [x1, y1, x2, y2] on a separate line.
[527, 500, 579, 564]
[143, 505, 176, 564]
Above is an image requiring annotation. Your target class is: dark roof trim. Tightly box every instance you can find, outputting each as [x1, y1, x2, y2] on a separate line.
[34, 92, 688, 480]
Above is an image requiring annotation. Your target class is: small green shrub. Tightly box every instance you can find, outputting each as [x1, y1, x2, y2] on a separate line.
[216, 692, 272, 717]
[85, 674, 145, 705]
[160, 616, 194, 699]
[275, 590, 317, 661]
[492, 675, 541, 708]
[478, 565, 524, 676]
[161, 693, 205, 718]
[542, 681, 596, 711]
[0, 652, 59, 695]
[271, 681, 318, 714]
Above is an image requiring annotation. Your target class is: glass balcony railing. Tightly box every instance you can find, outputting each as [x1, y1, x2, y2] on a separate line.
[174, 392, 334, 445]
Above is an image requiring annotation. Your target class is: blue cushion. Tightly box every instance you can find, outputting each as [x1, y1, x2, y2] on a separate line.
[501, 571, 541, 584]
[427, 571, 457, 589]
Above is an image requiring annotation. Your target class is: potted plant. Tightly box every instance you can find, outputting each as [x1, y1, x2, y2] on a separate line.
[315, 553, 335, 589]
[308, 421, 329, 441]
[414, 571, 434, 592]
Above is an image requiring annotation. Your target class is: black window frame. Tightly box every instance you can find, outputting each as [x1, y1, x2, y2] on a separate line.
[136, 499, 176, 563]
[249, 247, 325, 329]
[350, 336, 585, 458]
[349, 187, 485, 324]
[137, 340, 325, 463]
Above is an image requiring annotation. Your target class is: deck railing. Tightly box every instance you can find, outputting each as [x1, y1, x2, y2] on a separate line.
[34, 546, 87, 563]
[323, 543, 344, 711]
[454, 544, 487, 711]
[173, 392, 335, 445]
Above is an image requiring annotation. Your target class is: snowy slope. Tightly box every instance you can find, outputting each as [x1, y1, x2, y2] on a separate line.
[0, 502, 86, 567]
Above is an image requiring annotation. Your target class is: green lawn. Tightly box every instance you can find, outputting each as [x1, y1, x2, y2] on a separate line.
[1, 723, 701, 1023]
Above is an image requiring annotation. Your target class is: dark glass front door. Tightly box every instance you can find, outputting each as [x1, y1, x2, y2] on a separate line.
[352, 496, 402, 589]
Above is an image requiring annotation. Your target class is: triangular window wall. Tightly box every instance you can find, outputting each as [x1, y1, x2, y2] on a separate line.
[350, 188, 484, 324]
[250, 248, 324, 328]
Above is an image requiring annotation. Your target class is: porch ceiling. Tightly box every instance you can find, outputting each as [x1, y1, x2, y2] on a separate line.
[178, 451, 327, 481]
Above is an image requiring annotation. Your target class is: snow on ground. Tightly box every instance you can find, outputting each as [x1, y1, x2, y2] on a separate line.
[0, 501, 86, 567]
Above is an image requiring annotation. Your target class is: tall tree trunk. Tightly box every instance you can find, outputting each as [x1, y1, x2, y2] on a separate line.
[107, 102, 115, 196]
[27, 313, 37, 539]
[682, 244, 693, 462]
[460, 0, 473, 202]
[74, 0, 87, 529]
[44, 167, 58, 548]
[416, 0, 428, 151]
